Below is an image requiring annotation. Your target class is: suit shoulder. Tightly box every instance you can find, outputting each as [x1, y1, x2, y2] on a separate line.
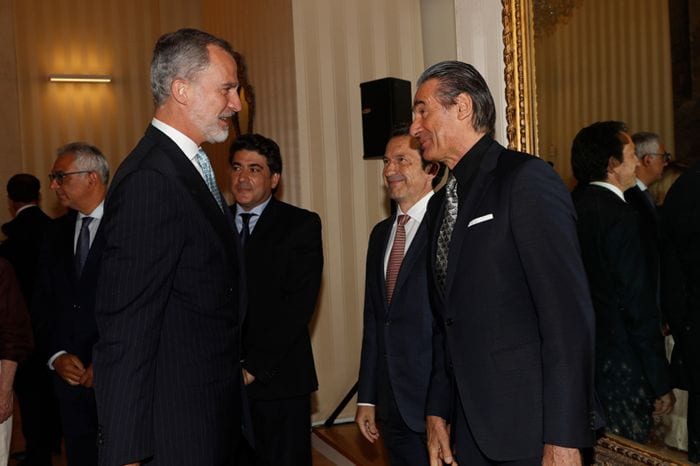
[369, 216, 393, 238]
[274, 200, 321, 225]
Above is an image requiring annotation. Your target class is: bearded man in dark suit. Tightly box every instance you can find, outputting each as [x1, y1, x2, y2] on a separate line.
[410, 61, 596, 465]
[93, 28, 245, 466]
[229, 133, 322, 466]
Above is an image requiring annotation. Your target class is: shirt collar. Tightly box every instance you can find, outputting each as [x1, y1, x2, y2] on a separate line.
[451, 134, 492, 194]
[152, 118, 200, 161]
[635, 178, 648, 191]
[397, 191, 433, 224]
[15, 204, 37, 216]
[235, 195, 273, 218]
[78, 200, 105, 220]
[590, 181, 626, 202]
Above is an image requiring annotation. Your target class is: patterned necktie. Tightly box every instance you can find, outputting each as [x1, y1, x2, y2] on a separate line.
[239, 213, 254, 247]
[436, 173, 458, 290]
[195, 149, 225, 212]
[75, 216, 94, 276]
[386, 214, 410, 303]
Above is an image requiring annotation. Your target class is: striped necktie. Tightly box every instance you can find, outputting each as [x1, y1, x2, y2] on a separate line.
[386, 214, 410, 303]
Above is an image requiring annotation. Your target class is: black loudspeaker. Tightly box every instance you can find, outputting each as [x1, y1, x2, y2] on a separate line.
[360, 77, 412, 159]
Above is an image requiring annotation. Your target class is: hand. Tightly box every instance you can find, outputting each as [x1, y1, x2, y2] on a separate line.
[653, 391, 676, 415]
[123, 463, 139, 466]
[242, 369, 255, 385]
[0, 389, 12, 423]
[79, 365, 94, 388]
[542, 444, 581, 465]
[355, 405, 379, 443]
[54, 353, 86, 386]
[426, 415, 457, 465]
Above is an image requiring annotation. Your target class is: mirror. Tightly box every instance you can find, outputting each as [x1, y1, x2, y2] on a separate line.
[503, 0, 692, 463]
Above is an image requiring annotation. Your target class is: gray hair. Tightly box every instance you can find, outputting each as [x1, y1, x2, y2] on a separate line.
[632, 132, 661, 159]
[150, 28, 236, 107]
[57, 142, 110, 185]
[417, 61, 496, 138]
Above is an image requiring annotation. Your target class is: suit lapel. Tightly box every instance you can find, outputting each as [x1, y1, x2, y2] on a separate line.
[389, 219, 428, 314]
[60, 211, 79, 289]
[443, 141, 502, 294]
[145, 126, 237, 262]
[375, 218, 393, 310]
[245, 197, 279, 248]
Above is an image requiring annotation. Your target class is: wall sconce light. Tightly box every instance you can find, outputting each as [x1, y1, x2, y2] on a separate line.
[48, 74, 112, 83]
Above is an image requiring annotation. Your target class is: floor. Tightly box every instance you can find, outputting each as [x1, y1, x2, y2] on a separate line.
[6, 403, 384, 466]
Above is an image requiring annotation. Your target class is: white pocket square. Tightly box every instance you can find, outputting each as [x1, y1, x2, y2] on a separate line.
[468, 214, 494, 227]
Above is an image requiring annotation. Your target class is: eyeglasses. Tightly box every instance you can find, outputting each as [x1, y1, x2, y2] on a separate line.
[48, 170, 92, 185]
[645, 152, 672, 162]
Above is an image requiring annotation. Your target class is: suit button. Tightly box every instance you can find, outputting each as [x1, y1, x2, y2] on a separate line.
[445, 318, 454, 327]
[73, 304, 80, 310]
[385, 320, 392, 326]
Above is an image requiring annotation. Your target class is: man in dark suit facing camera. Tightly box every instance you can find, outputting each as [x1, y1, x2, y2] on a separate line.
[229, 133, 323, 466]
[356, 125, 439, 465]
[410, 61, 596, 465]
[93, 28, 245, 466]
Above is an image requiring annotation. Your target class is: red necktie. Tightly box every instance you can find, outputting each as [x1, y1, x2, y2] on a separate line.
[386, 214, 410, 303]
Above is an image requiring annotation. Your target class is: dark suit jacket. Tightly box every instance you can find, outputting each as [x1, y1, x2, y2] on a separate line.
[0, 257, 33, 362]
[32, 210, 101, 437]
[0, 205, 51, 305]
[94, 125, 245, 466]
[426, 139, 595, 461]
[34, 211, 101, 386]
[575, 185, 670, 408]
[625, 185, 661, 305]
[0, 206, 52, 389]
[661, 160, 700, 389]
[237, 197, 322, 400]
[358, 212, 433, 433]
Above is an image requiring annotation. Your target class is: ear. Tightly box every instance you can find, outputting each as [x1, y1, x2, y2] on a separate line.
[425, 162, 439, 176]
[641, 154, 653, 167]
[171, 78, 189, 105]
[270, 172, 281, 190]
[87, 171, 98, 186]
[455, 92, 473, 122]
[607, 156, 621, 174]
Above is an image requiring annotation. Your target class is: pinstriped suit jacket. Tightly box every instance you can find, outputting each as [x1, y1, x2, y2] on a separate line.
[94, 125, 245, 466]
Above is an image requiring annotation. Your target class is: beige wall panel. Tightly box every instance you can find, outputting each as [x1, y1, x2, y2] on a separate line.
[292, 0, 424, 423]
[0, 0, 22, 228]
[535, 0, 674, 187]
[203, 0, 300, 205]
[12, 0, 168, 217]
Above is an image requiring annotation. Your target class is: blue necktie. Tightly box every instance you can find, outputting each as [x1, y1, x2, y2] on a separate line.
[75, 216, 94, 276]
[195, 149, 225, 212]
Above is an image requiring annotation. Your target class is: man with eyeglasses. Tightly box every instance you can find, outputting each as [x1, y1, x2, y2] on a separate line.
[625, 132, 669, 322]
[33, 141, 109, 466]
